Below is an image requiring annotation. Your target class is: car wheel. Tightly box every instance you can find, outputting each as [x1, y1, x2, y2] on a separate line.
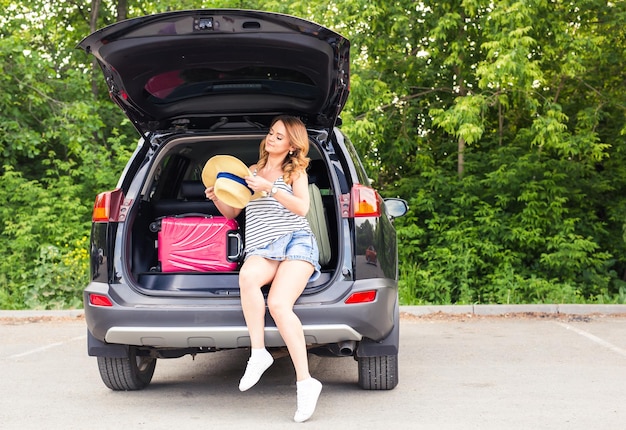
[97, 346, 156, 390]
[357, 354, 398, 390]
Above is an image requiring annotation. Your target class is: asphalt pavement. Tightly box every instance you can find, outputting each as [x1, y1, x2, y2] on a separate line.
[1, 305, 626, 429]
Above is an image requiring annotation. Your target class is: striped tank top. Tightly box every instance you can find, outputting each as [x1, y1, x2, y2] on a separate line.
[244, 176, 312, 252]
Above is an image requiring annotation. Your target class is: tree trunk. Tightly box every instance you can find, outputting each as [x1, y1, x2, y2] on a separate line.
[117, 0, 128, 22]
[457, 137, 465, 178]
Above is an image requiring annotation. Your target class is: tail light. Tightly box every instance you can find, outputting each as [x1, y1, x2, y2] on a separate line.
[92, 189, 128, 222]
[341, 184, 382, 218]
[89, 293, 113, 307]
[345, 290, 377, 304]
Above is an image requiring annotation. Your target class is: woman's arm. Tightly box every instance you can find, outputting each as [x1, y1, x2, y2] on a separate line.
[246, 172, 310, 216]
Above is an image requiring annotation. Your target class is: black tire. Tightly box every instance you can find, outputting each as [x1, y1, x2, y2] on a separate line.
[97, 346, 156, 391]
[357, 354, 398, 390]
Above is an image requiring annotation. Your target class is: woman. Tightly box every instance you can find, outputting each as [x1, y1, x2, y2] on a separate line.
[205, 115, 322, 423]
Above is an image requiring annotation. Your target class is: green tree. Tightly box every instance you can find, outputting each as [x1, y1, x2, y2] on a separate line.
[380, 0, 626, 304]
[0, 0, 135, 308]
[1, 0, 625, 308]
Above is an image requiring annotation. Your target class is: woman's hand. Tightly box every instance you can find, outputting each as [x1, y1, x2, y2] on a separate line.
[205, 186, 242, 219]
[245, 175, 273, 195]
[205, 186, 218, 202]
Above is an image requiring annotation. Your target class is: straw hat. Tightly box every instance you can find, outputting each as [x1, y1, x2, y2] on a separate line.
[202, 155, 255, 209]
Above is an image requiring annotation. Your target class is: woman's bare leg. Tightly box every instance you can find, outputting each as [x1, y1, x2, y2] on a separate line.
[237, 256, 279, 391]
[238, 256, 278, 348]
[266, 260, 314, 381]
[267, 260, 322, 422]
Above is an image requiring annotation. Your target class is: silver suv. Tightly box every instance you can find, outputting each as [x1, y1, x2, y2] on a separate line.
[80, 9, 407, 391]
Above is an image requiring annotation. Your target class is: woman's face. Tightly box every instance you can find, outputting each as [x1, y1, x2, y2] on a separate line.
[265, 120, 293, 155]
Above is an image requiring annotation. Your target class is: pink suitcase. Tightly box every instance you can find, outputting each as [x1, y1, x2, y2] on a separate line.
[155, 216, 242, 272]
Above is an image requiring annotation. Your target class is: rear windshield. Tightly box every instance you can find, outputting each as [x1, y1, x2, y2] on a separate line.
[144, 67, 319, 102]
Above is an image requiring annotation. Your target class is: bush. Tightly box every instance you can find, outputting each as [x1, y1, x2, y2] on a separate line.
[395, 145, 626, 305]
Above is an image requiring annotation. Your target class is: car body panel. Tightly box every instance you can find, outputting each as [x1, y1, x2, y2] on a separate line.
[84, 275, 397, 350]
[77, 9, 350, 133]
[85, 127, 400, 355]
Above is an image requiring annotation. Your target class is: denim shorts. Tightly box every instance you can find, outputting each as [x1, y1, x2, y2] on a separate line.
[245, 230, 321, 282]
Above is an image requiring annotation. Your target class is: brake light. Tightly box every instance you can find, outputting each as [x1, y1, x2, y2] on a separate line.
[345, 290, 377, 304]
[347, 184, 381, 217]
[89, 294, 113, 307]
[92, 189, 126, 222]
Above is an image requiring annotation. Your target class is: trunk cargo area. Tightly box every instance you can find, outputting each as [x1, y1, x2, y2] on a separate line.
[126, 135, 338, 295]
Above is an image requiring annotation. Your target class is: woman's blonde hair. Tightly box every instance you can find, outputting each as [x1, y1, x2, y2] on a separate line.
[257, 115, 310, 184]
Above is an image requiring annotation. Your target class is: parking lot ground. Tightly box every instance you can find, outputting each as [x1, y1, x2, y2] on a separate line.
[1, 311, 626, 429]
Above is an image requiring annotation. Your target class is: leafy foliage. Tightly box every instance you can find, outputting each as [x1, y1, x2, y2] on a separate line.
[373, 0, 626, 304]
[0, 0, 625, 308]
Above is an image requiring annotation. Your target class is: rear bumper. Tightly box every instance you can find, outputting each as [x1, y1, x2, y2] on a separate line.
[84, 277, 397, 350]
[104, 324, 362, 349]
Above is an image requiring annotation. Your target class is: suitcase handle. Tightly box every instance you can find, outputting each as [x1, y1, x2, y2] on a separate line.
[227, 231, 243, 262]
[149, 214, 214, 233]
[173, 213, 214, 219]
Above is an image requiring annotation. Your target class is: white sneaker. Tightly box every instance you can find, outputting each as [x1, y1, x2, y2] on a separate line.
[238, 351, 274, 391]
[294, 378, 323, 423]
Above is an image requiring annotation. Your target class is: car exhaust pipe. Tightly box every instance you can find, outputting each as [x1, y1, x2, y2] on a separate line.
[337, 340, 356, 357]
[327, 341, 356, 357]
